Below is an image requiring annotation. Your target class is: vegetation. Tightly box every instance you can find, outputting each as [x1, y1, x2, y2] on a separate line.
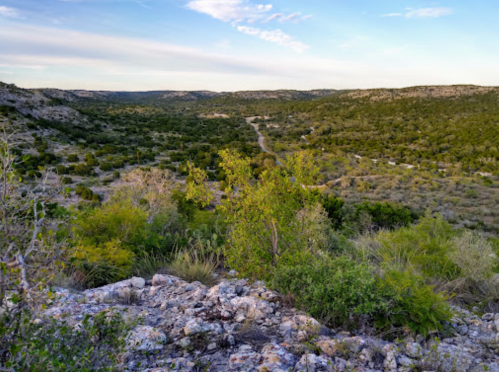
[3, 84, 499, 369]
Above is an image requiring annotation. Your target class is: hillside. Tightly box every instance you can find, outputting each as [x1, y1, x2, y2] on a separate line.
[4, 81, 499, 371]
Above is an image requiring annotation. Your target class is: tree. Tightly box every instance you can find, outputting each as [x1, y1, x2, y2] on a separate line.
[187, 149, 331, 279]
[1, 129, 67, 362]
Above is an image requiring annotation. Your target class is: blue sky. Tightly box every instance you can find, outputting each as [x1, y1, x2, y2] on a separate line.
[0, 0, 498, 91]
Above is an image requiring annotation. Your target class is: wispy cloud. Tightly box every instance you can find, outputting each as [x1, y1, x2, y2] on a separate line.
[263, 12, 311, 23]
[0, 23, 361, 90]
[0, 6, 23, 19]
[237, 26, 308, 52]
[383, 7, 453, 18]
[186, 0, 272, 22]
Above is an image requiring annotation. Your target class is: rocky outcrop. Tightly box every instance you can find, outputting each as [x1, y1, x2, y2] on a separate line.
[345, 85, 499, 101]
[0, 82, 84, 123]
[45, 274, 499, 371]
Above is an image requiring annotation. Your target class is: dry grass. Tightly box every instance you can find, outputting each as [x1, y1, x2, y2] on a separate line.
[168, 250, 219, 286]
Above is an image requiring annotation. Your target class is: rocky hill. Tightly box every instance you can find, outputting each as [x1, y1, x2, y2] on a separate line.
[0, 82, 85, 123]
[45, 273, 499, 372]
[345, 85, 499, 101]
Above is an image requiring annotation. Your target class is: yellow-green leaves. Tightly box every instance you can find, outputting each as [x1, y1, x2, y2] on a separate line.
[185, 162, 214, 207]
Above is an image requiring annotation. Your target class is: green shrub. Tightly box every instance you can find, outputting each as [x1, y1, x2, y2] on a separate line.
[75, 185, 101, 201]
[100, 162, 113, 172]
[354, 201, 418, 231]
[168, 250, 218, 286]
[321, 195, 345, 229]
[61, 176, 73, 185]
[357, 213, 457, 281]
[377, 269, 452, 337]
[272, 256, 389, 328]
[465, 188, 479, 199]
[67, 154, 79, 162]
[1, 309, 130, 371]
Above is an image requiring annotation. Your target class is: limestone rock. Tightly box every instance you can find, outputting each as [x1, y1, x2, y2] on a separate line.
[127, 326, 167, 351]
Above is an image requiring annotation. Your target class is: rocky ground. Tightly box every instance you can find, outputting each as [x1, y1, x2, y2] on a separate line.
[43, 273, 499, 372]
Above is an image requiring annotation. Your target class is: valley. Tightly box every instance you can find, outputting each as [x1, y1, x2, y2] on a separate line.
[3, 82, 499, 371]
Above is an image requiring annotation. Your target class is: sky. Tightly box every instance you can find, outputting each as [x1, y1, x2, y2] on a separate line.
[0, 0, 498, 91]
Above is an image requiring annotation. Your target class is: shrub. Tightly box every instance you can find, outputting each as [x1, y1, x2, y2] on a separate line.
[357, 213, 457, 281]
[100, 162, 113, 172]
[2, 309, 130, 371]
[354, 202, 418, 231]
[75, 185, 101, 201]
[168, 250, 218, 286]
[272, 256, 389, 328]
[321, 194, 345, 229]
[377, 269, 452, 337]
[72, 163, 95, 177]
[449, 231, 497, 281]
[67, 154, 79, 162]
[61, 176, 73, 185]
[465, 188, 479, 199]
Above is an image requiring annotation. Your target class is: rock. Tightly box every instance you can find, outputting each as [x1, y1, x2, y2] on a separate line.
[426, 342, 478, 372]
[98, 290, 120, 303]
[130, 277, 146, 289]
[127, 326, 167, 351]
[316, 339, 339, 357]
[482, 313, 495, 321]
[258, 343, 296, 371]
[398, 355, 416, 368]
[383, 344, 398, 371]
[184, 318, 210, 335]
[235, 314, 246, 323]
[294, 353, 334, 372]
[40, 274, 499, 372]
[152, 274, 177, 287]
[143, 358, 196, 371]
[405, 342, 423, 359]
[227, 345, 262, 372]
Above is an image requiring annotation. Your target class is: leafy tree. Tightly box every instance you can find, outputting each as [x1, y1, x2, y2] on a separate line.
[187, 149, 329, 279]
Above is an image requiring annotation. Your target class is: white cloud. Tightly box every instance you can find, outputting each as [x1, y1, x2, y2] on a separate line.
[186, 0, 272, 22]
[237, 26, 308, 52]
[263, 12, 312, 23]
[0, 6, 22, 19]
[262, 13, 283, 23]
[406, 7, 453, 18]
[383, 7, 453, 18]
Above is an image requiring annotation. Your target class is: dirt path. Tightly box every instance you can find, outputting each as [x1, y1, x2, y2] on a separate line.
[246, 117, 283, 166]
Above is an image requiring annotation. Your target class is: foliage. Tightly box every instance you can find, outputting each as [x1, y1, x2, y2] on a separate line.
[354, 201, 418, 231]
[75, 185, 101, 201]
[1, 309, 130, 371]
[377, 269, 452, 337]
[188, 149, 329, 279]
[168, 250, 218, 286]
[321, 194, 345, 229]
[356, 212, 457, 281]
[272, 255, 388, 328]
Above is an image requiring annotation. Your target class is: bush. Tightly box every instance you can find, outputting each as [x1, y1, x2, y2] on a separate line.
[377, 269, 452, 337]
[354, 202, 418, 231]
[75, 185, 101, 201]
[1, 309, 130, 371]
[61, 176, 73, 185]
[168, 250, 218, 286]
[449, 231, 496, 281]
[321, 195, 345, 229]
[272, 256, 389, 328]
[100, 162, 113, 172]
[67, 154, 79, 162]
[357, 213, 457, 281]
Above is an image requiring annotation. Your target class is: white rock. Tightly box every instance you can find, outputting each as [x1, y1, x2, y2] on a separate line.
[130, 277, 146, 289]
[127, 326, 167, 351]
